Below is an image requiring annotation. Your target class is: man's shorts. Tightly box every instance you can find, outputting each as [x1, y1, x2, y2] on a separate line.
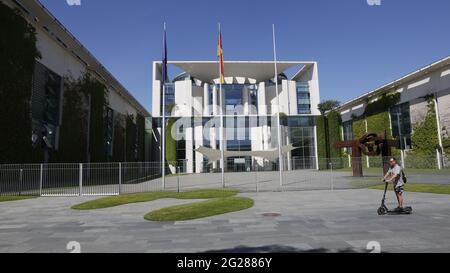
[394, 183, 404, 195]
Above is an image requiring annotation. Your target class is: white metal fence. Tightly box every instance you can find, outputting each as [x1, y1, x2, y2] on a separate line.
[0, 156, 448, 196]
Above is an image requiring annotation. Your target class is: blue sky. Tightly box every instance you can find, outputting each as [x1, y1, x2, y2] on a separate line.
[40, 0, 450, 113]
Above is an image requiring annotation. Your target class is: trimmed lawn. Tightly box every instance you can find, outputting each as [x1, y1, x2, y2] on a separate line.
[0, 196, 36, 202]
[327, 167, 450, 176]
[369, 183, 450, 195]
[144, 197, 254, 222]
[72, 189, 239, 210]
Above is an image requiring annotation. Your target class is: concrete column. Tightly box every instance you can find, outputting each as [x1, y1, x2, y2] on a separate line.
[314, 125, 320, 170]
[210, 122, 217, 169]
[286, 126, 292, 171]
[194, 121, 204, 173]
[258, 82, 267, 115]
[243, 86, 249, 115]
[186, 126, 194, 173]
[434, 94, 443, 169]
[212, 85, 218, 115]
[203, 83, 210, 116]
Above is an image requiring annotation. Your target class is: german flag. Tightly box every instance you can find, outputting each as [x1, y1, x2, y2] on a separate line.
[217, 27, 225, 84]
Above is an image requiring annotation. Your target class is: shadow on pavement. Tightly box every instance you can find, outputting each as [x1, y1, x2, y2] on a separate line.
[203, 245, 374, 253]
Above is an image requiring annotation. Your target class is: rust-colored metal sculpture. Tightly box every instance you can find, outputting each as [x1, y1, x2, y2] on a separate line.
[334, 131, 399, 177]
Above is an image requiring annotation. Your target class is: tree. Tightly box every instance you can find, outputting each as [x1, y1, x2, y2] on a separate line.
[318, 100, 341, 115]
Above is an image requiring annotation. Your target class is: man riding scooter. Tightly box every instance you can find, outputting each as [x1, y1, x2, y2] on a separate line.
[383, 157, 406, 212]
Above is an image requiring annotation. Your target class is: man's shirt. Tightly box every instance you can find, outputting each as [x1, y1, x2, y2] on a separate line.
[387, 164, 404, 187]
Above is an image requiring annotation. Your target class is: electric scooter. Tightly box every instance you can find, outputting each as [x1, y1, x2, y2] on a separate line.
[377, 182, 412, 215]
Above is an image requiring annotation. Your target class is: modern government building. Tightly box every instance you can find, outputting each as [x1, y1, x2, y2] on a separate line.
[152, 61, 321, 173]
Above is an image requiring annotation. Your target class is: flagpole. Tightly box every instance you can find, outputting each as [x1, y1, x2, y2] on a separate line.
[218, 23, 225, 188]
[161, 22, 166, 190]
[272, 24, 284, 187]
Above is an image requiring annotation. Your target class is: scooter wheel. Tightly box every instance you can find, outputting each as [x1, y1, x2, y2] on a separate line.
[377, 207, 387, 215]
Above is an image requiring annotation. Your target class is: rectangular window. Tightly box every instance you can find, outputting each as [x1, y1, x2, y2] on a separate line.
[342, 120, 353, 155]
[162, 83, 175, 116]
[289, 127, 316, 169]
[296, 82, 311, 114]
[390, 102, 412, 149]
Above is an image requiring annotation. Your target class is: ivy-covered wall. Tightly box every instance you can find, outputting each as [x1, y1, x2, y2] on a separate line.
[51, 75, 89, 163]
[136, 114, 146, 162]
[0, 3, 42, 163]
[316, 110, 343, 169]
[87, 76, 107, 163]
[407, 98, 439, 168]
[165, 117, 177, 164]
[125, 115, 137, 162]
[327, 111, 343, 159]
[350, 93, 401, 167]
[316, 115, 327, 161]
[112, 113, 126, 162]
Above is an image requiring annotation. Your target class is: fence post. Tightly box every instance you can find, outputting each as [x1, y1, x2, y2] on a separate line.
[39, 164, 43, 196]
[118, 162, 122, 195]
[19, 169, 23, 196]
[329, 162, 334, 191]
[177, 166, 180, 193]
[255, 165, 259, 193]
[79, 163, 83, 196]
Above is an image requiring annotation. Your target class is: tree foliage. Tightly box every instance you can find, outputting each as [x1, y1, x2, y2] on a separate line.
[318, 100, 341, 115]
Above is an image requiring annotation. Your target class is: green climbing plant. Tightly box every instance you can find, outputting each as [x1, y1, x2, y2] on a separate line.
[51, 75, 89, 163]
[407, 97, 439, 168]
[165, 117, 177, 164]
[0, 3, 41, 163]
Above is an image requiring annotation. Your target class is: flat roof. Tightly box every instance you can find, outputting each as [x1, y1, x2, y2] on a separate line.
[10, 0, 150, 116]
[337, 55, 450, 111]
[158, 61, 315, 83]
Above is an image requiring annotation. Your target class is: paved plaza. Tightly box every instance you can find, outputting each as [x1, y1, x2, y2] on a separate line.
[0, 188, 449, 253]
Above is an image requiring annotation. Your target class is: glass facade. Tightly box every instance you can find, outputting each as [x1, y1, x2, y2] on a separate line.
[390, 102, 412, 150]
[162, 83, 175, 116]
[296, 82, 311, 114]
[289, 126, 316, 169]
[342, 120, 353, 155]
[226, 117, 252, 152]
[223, 84, 258, 115]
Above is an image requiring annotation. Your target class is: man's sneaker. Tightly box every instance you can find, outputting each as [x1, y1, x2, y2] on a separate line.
[394, 207, 404, 212]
